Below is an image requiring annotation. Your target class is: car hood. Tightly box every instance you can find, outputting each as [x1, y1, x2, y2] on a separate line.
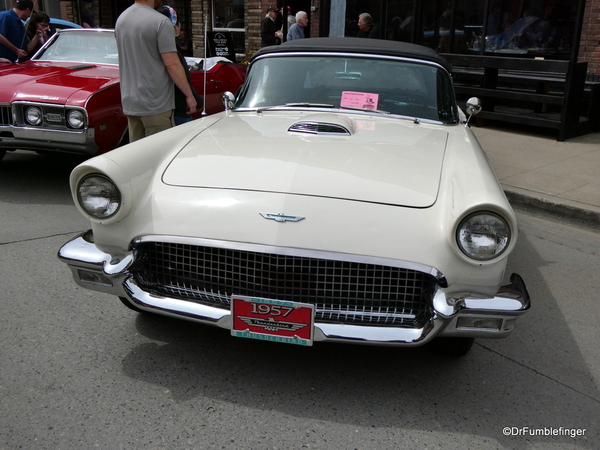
[0, 61, 119, 106]
[163, 112, 449, 208]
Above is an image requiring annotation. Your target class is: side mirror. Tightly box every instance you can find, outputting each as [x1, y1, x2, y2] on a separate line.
[222, 91, 235, 111]
[465, 97, 482, 116]
[464, 97, 482, 126]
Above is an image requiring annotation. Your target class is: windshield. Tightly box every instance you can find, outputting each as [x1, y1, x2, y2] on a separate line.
[236, 55, 457, 123]
[34, 31, 118, 65]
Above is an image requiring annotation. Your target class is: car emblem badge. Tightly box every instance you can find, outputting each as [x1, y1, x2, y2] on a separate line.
[260, 212, 305, 222]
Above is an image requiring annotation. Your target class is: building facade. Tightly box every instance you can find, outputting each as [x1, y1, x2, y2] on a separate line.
[6, 0, 599, 76]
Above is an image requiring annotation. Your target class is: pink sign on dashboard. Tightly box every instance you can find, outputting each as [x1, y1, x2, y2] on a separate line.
[340, 91, 379, 110]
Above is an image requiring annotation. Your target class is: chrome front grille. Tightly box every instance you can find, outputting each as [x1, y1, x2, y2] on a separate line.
[43, 106, 66, 127]
[132, 242, 436, 327]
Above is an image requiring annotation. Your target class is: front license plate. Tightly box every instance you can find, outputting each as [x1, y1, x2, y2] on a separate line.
[231, 295, 314, 346]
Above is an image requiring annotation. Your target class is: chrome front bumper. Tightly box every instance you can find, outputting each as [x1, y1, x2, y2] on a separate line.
[58, 231, 531, 346]
[0, 125, 98, 155]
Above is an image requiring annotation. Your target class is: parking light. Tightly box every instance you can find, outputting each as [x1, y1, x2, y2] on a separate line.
[457, 317, 502, 330]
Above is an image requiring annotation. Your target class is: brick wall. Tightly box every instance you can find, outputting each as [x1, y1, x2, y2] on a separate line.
[189, 0, 208, 57]
[60, 2, 73, 22]
[95, 0, 111, 28]
[580, 0, 600, 76]
[309, 4, 319, 38]
[245, 1, 263, 54]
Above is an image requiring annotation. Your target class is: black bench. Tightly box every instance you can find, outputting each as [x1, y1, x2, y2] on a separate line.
[442, 53, 600, 141]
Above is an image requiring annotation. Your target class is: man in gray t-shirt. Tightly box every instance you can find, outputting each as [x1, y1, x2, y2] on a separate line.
[115, 0, 197, 142]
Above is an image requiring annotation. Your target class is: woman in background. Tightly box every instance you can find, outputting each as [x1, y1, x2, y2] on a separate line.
[25, 11, 51, 58]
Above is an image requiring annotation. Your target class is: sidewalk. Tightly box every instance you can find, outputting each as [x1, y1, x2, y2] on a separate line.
[471, 124, 600, 230]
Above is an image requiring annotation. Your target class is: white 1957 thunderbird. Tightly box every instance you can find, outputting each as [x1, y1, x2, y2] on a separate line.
[59, 37, 530, 356]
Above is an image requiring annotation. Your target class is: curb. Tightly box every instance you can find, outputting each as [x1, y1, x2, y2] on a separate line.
[505, 190, 600, 231]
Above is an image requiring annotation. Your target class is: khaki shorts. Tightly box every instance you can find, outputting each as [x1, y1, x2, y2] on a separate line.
[127, 110, 175, 143]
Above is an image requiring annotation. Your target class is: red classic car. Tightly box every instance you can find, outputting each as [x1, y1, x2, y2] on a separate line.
[0, 28, 246, 162]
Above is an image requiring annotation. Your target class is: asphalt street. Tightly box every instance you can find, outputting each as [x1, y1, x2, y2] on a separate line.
[1, 150, 599, 450]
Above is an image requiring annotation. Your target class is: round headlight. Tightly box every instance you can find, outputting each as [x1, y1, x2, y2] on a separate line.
[67, 110, 85, 129]
[456, 212, 511, 261]
[25, 106, 43, 126]
[77, 174, 121, 219]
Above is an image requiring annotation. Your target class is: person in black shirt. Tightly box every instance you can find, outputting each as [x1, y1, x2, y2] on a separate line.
[357, 13, 378, 39]
[261, 6, 280, 47]
[176, 29, 193, 57]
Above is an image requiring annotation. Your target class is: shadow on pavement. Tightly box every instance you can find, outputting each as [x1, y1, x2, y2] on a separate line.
[0, 150, 88, 205]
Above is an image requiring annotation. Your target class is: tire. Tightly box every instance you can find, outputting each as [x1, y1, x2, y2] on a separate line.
[119, 296, 147, 314]
[428, 337, 474, 357]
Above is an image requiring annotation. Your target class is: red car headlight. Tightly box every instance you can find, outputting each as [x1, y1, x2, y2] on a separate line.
[67, 109, 85, 129]
[25, 106, 43, 126]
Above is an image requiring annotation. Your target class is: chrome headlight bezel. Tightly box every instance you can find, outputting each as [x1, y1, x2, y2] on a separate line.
[76, 174, 122, 220]
[456, 211, 511, 261]
[67, 109, 86, 129]
[25, 106, 43, 126]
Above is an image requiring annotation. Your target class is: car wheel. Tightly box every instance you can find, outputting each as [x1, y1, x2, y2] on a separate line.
[428, 337, 474, 357]
[119, 296, 147, 314]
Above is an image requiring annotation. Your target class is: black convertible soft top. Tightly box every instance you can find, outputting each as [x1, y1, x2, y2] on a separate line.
[251, 37, 451, 72]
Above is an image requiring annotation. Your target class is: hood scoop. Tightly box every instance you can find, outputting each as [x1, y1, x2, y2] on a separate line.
[289, 121, 351, 136]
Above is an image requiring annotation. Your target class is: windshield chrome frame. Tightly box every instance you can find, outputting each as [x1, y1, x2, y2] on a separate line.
[235, 51, 458, 125]
[31, 28, 118, 66]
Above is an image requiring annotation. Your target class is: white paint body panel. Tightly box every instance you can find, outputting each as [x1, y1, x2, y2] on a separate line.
[163, 113, 447, 208]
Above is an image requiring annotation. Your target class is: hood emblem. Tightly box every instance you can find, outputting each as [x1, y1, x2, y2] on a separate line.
[260, 212, 305, 222]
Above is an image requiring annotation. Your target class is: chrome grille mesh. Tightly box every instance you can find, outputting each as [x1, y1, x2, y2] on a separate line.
[43, 106, 66, 127]
[132, 242, 435, 327]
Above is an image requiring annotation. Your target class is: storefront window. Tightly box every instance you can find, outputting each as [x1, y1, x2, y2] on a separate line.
[435, 0, 577, 56]
[213, 0, 245, 54]
[343, 0, 578, 58]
